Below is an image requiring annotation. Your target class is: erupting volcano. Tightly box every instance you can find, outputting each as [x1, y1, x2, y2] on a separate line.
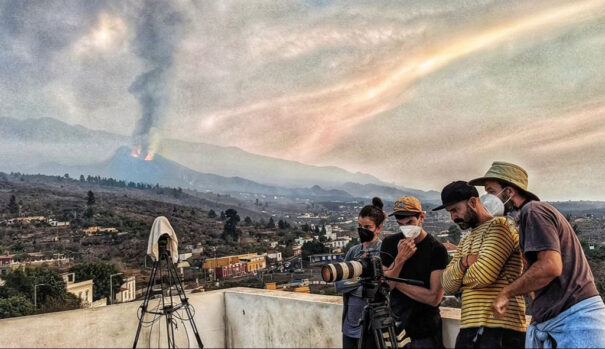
[130, 145, 155, 161]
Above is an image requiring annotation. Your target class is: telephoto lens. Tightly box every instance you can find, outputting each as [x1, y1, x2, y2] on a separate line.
[321, 260, 364, 282]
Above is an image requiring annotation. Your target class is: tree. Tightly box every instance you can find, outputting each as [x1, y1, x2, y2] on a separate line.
[0, 295, 35, 319]
[79, 175, 85, 182]
[7, 195, 19, 216]
[267, 217, 275, 229]
[208, 210, 217, 219]
[278, 219, 286, 230]
[70, 262, 123, 301]
[302, 240, 329, 258]
[0, 267, 77, 312]
[86, 191, 96, 206]
[244, 216, 252, 225]
[219, 211, 226, 221]
[222, 209, 241, 241]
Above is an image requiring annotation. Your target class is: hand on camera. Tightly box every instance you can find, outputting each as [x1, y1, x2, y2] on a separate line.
[396, 238, 417, 262]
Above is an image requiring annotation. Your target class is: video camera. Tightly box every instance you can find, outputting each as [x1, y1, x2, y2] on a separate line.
[321, 251, 423, 287]
[321, 251, 422, 349]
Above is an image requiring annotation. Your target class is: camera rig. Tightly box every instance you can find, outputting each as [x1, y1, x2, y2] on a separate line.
[322, 251, 423, 349]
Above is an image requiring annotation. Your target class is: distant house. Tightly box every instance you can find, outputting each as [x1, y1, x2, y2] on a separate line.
[265, 252, 282, 263]
[8, 216, 46, 225]
[115, 276, 136, 303]
[0, 253, 15, 266]
[308, 253, 343, 264]
[48, 219, 70, 227]
[82, 226, 118, 235]
[63, 273, 93, 307]
[292, 245, 302, 256]
[324, 237, 351, 250]
[0, 253, 15, 276]
[203, 253, 267, 274]
[192, 243, 204, 254]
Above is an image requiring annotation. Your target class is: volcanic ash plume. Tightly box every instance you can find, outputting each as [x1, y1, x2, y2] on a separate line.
[128, 0, 184, 160]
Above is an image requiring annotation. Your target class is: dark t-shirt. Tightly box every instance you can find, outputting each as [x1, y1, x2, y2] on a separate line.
[380, 232, 449, 339]
[518, 201, 598, 323]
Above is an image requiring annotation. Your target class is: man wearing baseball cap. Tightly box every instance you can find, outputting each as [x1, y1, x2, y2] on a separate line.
[436, 181, 526, 349]
[476, 162, 605, 348]
[380, 196, 449, 348]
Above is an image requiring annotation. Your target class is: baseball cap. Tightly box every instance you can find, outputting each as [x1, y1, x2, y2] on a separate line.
[432, 181, 479, 211]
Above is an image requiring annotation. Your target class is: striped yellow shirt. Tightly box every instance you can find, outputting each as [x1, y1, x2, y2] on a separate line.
[442, 217, 526, 332]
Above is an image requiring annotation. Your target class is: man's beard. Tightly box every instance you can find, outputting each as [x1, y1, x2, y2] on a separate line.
[501, 192, 515, 215]
[454, 205, 479, 230]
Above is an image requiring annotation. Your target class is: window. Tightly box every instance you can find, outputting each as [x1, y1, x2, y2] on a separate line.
[85, 290, 89, 301]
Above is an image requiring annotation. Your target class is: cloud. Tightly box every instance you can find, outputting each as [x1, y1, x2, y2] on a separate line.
[2, 0, 605, 199]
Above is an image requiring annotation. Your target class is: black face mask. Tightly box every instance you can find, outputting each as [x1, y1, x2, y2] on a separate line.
[357, 227, 375, 243]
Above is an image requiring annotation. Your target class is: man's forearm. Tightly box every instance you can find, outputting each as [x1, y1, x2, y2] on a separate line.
[394, 283, 443, 307]
[501, 259, 558, 297]
[384, 257, 406, 290]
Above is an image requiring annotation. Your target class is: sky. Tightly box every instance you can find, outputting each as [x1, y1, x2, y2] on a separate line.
[1, 0, 605, 200]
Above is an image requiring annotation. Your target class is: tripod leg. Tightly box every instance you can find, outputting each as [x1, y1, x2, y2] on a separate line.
[133, 260, 159, 349]
[157, 257, 174, 349]
[166, 256, 204, 348]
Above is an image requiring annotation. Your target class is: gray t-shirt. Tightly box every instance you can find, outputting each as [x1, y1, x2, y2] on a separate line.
[518, 201, 598, 323]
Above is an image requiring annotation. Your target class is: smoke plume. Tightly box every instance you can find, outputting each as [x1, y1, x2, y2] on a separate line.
[128, 0, 184, 159]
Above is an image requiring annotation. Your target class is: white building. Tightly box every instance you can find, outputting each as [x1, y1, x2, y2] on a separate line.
[115, 276, 136, 303]
[265, 252, 282, 263]
[63, 273, 93, 307]
[324, 237, 351, 249]
[48, 219, 70, 227]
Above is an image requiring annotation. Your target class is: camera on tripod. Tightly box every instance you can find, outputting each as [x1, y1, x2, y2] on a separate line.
[321, 253, 383, 283]
[321, 251, 422, 349]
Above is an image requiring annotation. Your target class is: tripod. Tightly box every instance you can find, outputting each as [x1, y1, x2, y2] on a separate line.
[358, 276, 423, 349]
[133, 236, 204, 349]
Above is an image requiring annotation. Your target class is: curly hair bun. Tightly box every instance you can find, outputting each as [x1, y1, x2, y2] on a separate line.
[372, 197, 384, 210]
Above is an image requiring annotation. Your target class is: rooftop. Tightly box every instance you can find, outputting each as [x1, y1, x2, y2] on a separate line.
[0, 287, 463, 348]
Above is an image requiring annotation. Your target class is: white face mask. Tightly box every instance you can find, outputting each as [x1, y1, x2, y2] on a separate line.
[480, 193, 505, 217]
[399, 225, 422, 239]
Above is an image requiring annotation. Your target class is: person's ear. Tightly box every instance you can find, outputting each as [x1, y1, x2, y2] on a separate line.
[419, 212, 425, 225]
[507, 187, 515, 199]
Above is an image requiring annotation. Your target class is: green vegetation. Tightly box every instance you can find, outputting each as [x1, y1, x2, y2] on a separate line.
[0, 267, 81, 319]
[70, 262, 123, 301]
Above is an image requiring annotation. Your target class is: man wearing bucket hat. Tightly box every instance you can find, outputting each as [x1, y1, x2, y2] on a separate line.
[469, 161, 539, 217]
[436, 181, 526, 349]
[380, 196, 449, 348]
[474, 162, 605, 348]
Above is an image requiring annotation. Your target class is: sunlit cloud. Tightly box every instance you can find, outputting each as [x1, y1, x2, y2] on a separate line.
[3, 0, 605, 200]
[195, 0, 605, 163]
[73, 12, 129, 55]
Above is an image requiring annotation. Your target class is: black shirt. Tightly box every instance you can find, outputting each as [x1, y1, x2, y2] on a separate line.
[380, 232, 448, 339]
[518, 201, 598, 323]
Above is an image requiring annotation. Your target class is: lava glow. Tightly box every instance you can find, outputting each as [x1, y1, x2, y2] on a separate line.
[131, 146, 142, 158]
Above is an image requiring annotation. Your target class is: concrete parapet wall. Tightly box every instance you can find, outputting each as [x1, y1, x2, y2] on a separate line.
[0, 289, 226, 348]
[0, 287, 463, 348]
